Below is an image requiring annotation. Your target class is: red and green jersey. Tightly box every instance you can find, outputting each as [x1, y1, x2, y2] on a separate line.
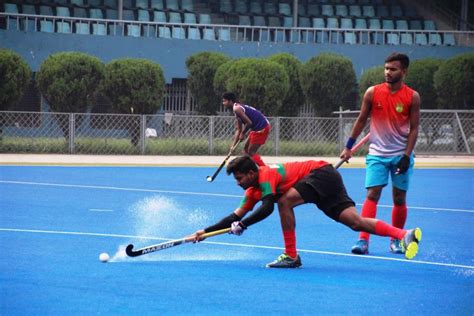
[239, 160, 329, 211]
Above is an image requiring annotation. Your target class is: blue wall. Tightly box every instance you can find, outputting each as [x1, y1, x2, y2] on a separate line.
[1, 30, 473, 83]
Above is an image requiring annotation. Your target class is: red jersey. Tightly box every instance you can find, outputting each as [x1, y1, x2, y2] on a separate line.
[240, 160, 329, 211]
[369, 82, 415, 156]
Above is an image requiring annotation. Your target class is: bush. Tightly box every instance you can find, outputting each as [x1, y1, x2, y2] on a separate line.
[300, 53, 356, 116]
[434, 53, 474, 109]
[358, 65, 384, 101]
[213, 60, 235, 100]
[217, 58, 289, 116]
[405, 58, 443, 109]
[186, 52, 231, 115]
[267, 53, 304, 116]
[100, 58, 165, 145]
[0, 49, 32, 111]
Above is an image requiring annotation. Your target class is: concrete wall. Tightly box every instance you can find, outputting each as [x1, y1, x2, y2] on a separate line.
[1, 30, 473, 83]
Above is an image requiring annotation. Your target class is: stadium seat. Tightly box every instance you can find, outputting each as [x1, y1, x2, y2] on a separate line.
[238, 15, 250, 25]
[415, 33, 428, 45]
[158, 26, 171, 38]
[168, 12, 181, 23]
[203, 28, 215, 40]
[371, 32, 384, 44]
[70, 0, 86, 7]
[359, 32, 370, 44]
[386, 33, 399, 45]
[316, 30, 328, 43]
[321, 5, 334, 17]
[184, 12, 196, 24]
[127, 24, 141, 37]
[92, 23, 106, 35]
[187, 27, 201, 39]
[263, 2, 277, 15]
[88, 0, 103, 8]
[349, 5, 361, 17]
[122, 0, 134, 9]
[268, 16, 281, 27]
[259, 29, 270, 41]
[298, 4, 306, 17]
[153, 10, 166, 22]
[253, 15, 266, 26]
[428, 33, 442, 45]
[390, 5, 403, 17]
[362, 5, 374, 18]
[300, 30, 315, 43]
[142, 24, 156, 37]
[39, 5, 54, 16]
[198, 13, 211, 24]
[166, 0, 179, 11]
[404, 7, 418, 18]
[234, 0, 247, 14]
[74, 21, 90, 34]
[136, 0, 149, 9]
[22, 4, 37, 15]
[219, 0, 232, 14]
[307, 4, 320, 17]
[312, 17, 325, 28]
[122, 9, 135, 21]
[382, 19, 394, 29]
[335, 5, 348, 17]
[443, 33, 456, 46]
[396, 20, 409, 30]
[249, 1, 262, 15]
[354, 18, 367, 29]
[340, 18, 353, 29]
[73, 7, 87, 18]
[400, 33, 413, 45]
[376, 5, 389, 17]
[218, 28, 231, 41]
[40, 20, 54, 32]
[150, 0, 164, 11]
[274, 30, 286, 42]
[138, 9, 150, 21]
[6, 17, 20, 31]
[181, 0, 193, 12]
[103, 0, 117, 9]
[327, 17, 339, 28]
[56, 21, 71, 33]
[368, 18, 380, 29]
[279, 3, 291, 16]
[106, 9, 118, 19]
[424, 20, 436, 30]
[344, 31, 357, 44]
[283, 17, 293, 28]
[298, 17, 311, 28]
[409, 20, 422, 30]
[172, 26, 186, 39]
[5, 3, 19, 13]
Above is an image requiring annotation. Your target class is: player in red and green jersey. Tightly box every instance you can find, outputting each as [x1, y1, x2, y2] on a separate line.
[191, 155, 422, 268]
[340, 52, 421, 256]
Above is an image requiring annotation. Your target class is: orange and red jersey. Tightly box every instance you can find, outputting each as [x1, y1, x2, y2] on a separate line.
[240, 160, 329, 211]
[369, 83, 415, 156]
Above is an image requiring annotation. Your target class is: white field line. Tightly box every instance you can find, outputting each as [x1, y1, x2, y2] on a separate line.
[89, 209, 114, 212]
[1, 180, 473, 213]
[0, 227, 473, 270]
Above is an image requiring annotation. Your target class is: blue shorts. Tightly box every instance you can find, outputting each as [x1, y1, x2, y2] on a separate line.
[365, 154, 414, 191]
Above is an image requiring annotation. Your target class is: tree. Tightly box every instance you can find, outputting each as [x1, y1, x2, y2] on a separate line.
[36, 52, 104, 139]
[434, 53, 474, 109]
[300, 53, 356, 116]
[358, 65, 384, 101]
[0, 49, 32, 111]
[186, 52, 231, 115]
[267, 53, 304, 117]
[215, 58, 289, 116]
[213, 59, 235, 99]
[405, 58, 443, 109]
[100, 58, 165, 145]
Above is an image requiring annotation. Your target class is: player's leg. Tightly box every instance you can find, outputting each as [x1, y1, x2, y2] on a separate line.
[389, 154, 414, 253]
[245, 126, 269, 166]
[352, 155, 389, 254]
[266, 188, 305, 268]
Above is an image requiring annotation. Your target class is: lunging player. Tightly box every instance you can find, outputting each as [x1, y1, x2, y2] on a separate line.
[223, 92, 270, 166]
[340, 52, 421, 255]
[191, 155, 422, 268]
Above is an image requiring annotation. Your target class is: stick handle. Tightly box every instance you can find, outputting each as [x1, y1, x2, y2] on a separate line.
[185, 228, 231, 242]
[335, 133, 370, 169]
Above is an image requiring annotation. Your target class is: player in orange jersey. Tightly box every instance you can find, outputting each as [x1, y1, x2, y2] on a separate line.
[340, 52, 421, 255]
[191, 155, 422, 268]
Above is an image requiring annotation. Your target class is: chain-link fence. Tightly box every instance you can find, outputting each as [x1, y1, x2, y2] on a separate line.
[0, 110, 472, 156]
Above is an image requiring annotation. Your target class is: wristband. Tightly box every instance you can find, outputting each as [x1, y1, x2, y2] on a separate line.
[346, 137, 356, 150]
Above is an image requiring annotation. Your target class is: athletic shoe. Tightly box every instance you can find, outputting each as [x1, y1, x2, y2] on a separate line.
[390, 239, 405, 254]
[401, 228, 422, 260]
[351, 239, 369, 255]
[266, 253, 302, 268]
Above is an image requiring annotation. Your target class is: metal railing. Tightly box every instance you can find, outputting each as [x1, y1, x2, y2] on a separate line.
[1, 110, 472, 156]
[1, 12, 473, 46]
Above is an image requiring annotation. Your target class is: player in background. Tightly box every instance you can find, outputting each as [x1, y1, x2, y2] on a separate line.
[339, 52, 421, 255]
[191, 155, 422, 268]
[223, 92, 270, 166]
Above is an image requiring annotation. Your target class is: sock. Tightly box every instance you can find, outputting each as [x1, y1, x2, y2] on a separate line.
[251, 154, 265, 166]
[391, 204, 407, 236]
[375, 220, 406, 240]
[359, 199, 378, 241]
[283, 230, 297, 259]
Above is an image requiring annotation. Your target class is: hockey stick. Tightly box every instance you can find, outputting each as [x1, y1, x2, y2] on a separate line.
[206, 140, 242, 182]
[125, 228, 231, 257]
[334, 133, 370, 169]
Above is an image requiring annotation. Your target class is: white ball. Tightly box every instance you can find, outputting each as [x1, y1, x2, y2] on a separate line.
[206, 176, 213, 182]
[99, 252, 110, 263]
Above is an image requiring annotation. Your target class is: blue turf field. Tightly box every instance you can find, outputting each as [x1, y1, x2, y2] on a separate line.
[1, 165, 473, 315]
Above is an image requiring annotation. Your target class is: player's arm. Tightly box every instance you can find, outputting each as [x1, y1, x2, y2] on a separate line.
[340, 87, 374, 161]
[231, 117, 243, 150]
[229, 195, 276, 235]
[396, 91, 421, 174]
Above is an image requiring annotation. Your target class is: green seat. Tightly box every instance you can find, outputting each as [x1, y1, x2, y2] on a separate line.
[443, 33, 456, 46]
[127, 24, 141, 37]
[56, 21, 71, 33]
[344, 31, 357, 44]
[153, 10, 166, 22]
[158, 26, 171, 38]
[387, 33, 399, 45]
[415, 33, 428, 45]
[92, 23, 107, 35]
[428, 33, 442, 45]
[137, 9, 150, 21]
[75, 22, 90, 34]
[172, 26, 186, 39]
[40, 20, 54, 32]
[203, 28, 215, 40]
[400, 33, 413, 45]
[188, 27, 201, 40]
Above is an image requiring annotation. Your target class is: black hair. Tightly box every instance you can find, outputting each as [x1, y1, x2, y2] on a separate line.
[226, 155, 258, 175]
[385, 52, 410, 69]
[222, 92, 237, 103]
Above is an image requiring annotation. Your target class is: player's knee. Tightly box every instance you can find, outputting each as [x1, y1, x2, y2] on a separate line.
[278, 197, 293, 211]
[348, 217, 364, 232]
[366, 190, 381, 202]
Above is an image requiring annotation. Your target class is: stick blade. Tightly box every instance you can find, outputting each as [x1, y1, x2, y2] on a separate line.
[125, 244, 140, 257]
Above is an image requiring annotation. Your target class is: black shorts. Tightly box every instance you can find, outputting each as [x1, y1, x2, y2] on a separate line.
[293, 165, 355, 221]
